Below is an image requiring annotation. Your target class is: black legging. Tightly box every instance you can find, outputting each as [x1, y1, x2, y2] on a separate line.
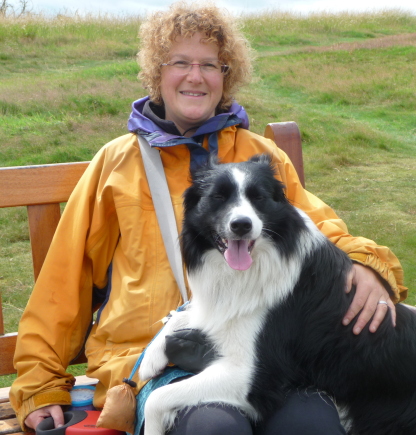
[165, 390, 347, 435]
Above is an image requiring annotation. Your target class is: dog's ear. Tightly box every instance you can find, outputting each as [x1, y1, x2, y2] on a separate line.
[249, 154, 273, 165]
[249, 154, 279, 179]
[183, 183, 201, 212]
[250, 155, 288, 203]
[184, 156, 218, 211]
[189, 154, 218, 182]
[187, 154, 219, 196]
[207, 153, 219, 169]
[272, 178, 288, 203]
[249, 154, 277, 176]
[191, 153, 219, 181]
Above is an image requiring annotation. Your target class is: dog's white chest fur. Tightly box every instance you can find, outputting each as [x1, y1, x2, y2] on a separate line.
[139, 229, 322, 435]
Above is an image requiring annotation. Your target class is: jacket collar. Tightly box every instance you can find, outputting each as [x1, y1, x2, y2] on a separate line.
[127, 96, 249, 148]
[127, 96, 249, 169]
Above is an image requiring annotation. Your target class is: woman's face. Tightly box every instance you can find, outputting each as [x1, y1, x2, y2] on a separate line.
[160, 32, 224, 136]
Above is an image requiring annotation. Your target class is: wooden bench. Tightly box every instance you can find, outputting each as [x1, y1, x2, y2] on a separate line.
[0, 122, 303, 433]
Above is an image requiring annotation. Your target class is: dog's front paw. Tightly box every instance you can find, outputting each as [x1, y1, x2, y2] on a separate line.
[139, 340, 169, 381]
[144, 387, 177, 435]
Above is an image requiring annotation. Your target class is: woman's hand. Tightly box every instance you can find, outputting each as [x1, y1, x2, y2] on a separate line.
[24, 405, 64, 430]
[343, 263, 396, 335]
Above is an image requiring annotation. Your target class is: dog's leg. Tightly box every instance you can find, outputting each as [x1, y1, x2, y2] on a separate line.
[143, 360, 256, 435]
[140, 310, 190, 381]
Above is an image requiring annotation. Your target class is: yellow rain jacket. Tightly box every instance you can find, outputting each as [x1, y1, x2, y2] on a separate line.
[10, 125, 406, 429]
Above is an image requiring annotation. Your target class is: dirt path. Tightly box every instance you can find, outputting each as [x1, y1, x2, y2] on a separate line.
[259, 32, 416, 57]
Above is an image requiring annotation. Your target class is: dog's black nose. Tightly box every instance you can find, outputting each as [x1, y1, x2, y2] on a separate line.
[230, 217, 252, 236]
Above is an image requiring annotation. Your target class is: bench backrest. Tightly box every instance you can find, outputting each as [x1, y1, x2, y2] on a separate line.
[0, 122, 303, 376]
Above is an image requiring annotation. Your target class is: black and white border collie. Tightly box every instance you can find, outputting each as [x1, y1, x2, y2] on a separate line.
[139, 155, 416, 435]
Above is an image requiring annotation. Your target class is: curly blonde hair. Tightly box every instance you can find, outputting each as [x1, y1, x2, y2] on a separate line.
[137, 1, 254, 110]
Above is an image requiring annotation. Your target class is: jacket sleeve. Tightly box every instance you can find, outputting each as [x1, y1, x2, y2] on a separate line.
[9, 145, 121, 430]
[273, 148, 407, 303]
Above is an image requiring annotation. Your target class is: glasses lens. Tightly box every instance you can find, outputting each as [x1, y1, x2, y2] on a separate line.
[200, 62, 220, 73]
[164, 60, 227, 75]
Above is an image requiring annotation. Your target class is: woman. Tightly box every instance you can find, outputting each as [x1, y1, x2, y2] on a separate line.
[10, 3, 406, 435]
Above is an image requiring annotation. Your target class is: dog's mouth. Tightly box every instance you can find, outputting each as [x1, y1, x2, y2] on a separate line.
[213, 232, 255, 271]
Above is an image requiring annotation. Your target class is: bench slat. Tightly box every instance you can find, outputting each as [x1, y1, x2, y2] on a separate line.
[0, 403, 15, 420]
[0, 417, 20, 435]
[0, 162, 89, 208]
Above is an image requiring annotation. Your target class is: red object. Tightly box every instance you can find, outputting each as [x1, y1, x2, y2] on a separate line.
[66, 411, 124, 435]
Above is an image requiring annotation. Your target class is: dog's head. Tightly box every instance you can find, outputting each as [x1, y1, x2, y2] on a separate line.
[181, 154, 306, 272]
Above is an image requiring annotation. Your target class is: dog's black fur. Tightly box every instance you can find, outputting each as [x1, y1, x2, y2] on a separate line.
[181, 155, 416, 435]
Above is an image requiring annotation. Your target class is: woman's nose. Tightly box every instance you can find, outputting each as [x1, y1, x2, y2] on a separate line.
[186, 64, 204, 82]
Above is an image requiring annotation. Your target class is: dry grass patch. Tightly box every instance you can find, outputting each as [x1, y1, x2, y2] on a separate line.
[311, 32, 416, 51]
[258, 46, 416, 107]
[258, 32, 416, 57]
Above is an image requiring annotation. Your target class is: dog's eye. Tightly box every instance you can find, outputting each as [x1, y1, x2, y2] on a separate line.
[246, 186, 266, 202]
[249, 193, 265, 202]
[212, 194, 226, 201]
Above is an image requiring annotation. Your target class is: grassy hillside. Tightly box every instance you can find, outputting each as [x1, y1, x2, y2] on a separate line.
[0, 9, 415, 386]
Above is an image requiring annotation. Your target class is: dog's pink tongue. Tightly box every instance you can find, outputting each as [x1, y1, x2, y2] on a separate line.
[224, 240, 252, 271]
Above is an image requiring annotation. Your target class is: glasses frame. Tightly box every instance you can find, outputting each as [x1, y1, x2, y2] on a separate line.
[161, 61, 230, 75]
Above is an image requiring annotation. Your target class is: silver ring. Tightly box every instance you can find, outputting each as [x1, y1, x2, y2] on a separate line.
[378, 300, 388, 305]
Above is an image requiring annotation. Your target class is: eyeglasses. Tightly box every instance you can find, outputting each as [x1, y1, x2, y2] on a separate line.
[161, 60, 229, 75]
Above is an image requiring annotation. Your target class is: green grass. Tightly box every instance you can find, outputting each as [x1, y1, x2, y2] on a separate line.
[1, 9, 416, 388]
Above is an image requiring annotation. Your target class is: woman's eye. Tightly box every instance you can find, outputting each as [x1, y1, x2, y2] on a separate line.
[201, 63, 217, 70]
[172, 60, 189, 67]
